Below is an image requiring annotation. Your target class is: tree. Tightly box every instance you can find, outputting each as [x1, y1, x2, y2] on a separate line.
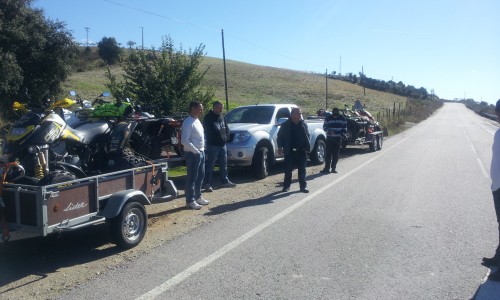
[127, 41, 136, 49]
[106, 36, 213, 115]
[0, 0, 79, 110]
[97, 36, 122, 64]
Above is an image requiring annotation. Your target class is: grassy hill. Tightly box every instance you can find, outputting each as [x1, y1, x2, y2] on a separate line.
[63, 48, 439, 135]
[66, 48, 406, 113]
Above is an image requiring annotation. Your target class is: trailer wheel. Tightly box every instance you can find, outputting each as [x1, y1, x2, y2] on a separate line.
[252, 146, 269, 179]
[369, 136, 378, 152]
[376, 135, 383, 151]
[111, 201, 147, 249]
[310, 139, 326, 165]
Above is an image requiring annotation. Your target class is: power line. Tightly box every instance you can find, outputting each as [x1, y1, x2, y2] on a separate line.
[102, 0, 324, 69]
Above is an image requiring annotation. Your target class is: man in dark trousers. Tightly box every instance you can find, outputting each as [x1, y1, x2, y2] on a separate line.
[321, 107, 347, 174]
[483, 99, 500, 281]
[202, 101, 236, 192]
[277, 107, 311, 193]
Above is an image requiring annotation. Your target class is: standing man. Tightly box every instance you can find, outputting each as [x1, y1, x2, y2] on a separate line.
[181, 101, 209, 210]
[483, 99, 500, 281]
[277, 107, 310, 193]
[321, 107, 347, 174]
[202, 101, 236, 192]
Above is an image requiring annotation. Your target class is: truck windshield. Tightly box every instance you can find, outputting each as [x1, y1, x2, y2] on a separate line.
[226, 106, 275, 124]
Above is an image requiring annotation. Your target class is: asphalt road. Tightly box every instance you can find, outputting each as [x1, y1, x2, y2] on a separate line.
[59, 103, 500, 299]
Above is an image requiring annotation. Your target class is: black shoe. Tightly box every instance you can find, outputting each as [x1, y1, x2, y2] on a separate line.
[300, 188, 309, 193]
[332, 170, 338, 173]
[320, 169, 330, 174]
[482, 256, 500, 267]
[282, 187, 290, 192]
[489, 270, 500, 281]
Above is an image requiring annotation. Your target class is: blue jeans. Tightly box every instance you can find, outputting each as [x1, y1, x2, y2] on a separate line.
[203, 144, 229, 186]
[184, 151, 205, 203]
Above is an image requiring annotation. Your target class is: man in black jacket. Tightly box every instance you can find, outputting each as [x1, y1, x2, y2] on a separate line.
[277, 107, 311, 193]
[202, 101, 236, 192]
[321, 107, 347, 174]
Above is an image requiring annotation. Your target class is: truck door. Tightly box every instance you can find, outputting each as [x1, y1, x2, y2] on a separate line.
[272, 108, 291, 157]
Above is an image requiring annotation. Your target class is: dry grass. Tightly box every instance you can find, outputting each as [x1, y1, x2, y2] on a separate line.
[0, 53, 438, 141]
[64, 55, 409, 118]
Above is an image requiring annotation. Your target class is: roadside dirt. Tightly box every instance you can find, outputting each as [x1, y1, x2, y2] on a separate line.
[0, 159, 329, 300]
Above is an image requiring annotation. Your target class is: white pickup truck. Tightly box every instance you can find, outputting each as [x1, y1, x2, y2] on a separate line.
[225, 104, 326, 178]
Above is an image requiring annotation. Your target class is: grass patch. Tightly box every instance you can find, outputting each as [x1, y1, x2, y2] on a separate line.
[169, 166, 187, 178]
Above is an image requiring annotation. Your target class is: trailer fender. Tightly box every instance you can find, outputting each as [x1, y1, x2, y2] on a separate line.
[101, 189, 151, 219]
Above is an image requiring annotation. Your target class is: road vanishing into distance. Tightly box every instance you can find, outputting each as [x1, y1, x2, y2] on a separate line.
[59, 103, 500, 299]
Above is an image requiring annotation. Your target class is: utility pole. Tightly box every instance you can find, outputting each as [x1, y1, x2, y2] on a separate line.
[140, 27, 144, 49]
[325, 69, 328, 110]
[362, 65, 366, 95]
[339, 55, 342, 75]
[221, 29, 229, 111]
[85, 27, 90, 46]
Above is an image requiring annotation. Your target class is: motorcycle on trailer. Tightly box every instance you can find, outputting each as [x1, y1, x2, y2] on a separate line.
[0, 93, 146, 186]
[129, 108, 184, 159]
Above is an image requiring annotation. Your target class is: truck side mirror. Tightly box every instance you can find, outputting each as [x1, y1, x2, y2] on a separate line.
[276, 117, 288, 126]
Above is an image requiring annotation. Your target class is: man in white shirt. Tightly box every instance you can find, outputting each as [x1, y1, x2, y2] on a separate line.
[181, 101, 210, 210]
[483, 99, 500, 281]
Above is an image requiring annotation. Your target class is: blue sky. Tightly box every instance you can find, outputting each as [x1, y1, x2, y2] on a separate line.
[33, 0, 500, 104]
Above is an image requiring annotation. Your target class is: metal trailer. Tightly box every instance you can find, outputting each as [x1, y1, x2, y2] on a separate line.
[0, 160, 178, 249]
[342, 130, 384, 152]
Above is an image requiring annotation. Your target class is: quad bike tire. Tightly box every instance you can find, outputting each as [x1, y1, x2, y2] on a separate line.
[38, 170, 77, 186]
[131, 134, 163, 159]
[107, 148, 148, 172]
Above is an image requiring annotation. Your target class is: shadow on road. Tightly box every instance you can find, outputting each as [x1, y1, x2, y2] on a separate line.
[0, 224, 122, 292]
[473, 266, 500, 300]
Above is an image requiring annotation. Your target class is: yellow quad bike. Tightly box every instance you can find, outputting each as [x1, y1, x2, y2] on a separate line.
[0, 93, 145, 186]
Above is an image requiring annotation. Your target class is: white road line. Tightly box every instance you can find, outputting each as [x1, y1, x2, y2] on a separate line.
[464, 128, 489, 179]
[135, 136, 411, 300]
[477, 158, 489, 179]
[478, 123, 497, 136]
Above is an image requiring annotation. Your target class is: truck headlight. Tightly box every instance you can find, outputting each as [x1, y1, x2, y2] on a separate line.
[232, 132, 251, 144]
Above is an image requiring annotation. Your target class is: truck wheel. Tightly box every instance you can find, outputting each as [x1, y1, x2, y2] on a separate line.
[376, 135, 383, 151]
[38, 170, 77, 186]
[111, 201, 147, 249]
[310, 139, 326, 165]
[369, 136, 378, 152]
[252, 146, 269, 179]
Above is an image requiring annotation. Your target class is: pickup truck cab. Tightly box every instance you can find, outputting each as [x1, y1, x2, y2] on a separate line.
[226, 104, 326, 178]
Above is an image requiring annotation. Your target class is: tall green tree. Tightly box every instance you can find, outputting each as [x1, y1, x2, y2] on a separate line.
[0, 0, 79, 110]
[106, 36, 213, 115]
[97, 36, 122, 65]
